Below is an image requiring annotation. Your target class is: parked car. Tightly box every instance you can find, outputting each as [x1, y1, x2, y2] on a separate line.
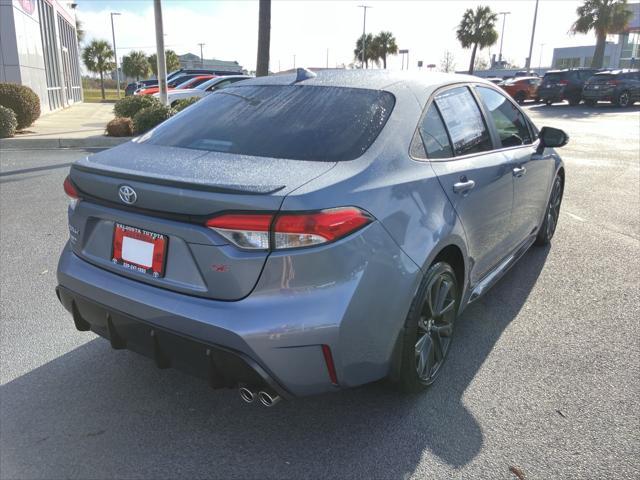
[57, 70, 568, 405]
[173, 75, 215, 90]
[514, 70, 539, 78]
[484, 77, 504, 84]
[127, 69, 245, 96]
[500, 76, 542, 104]
[125, 79, 157, 97]
[538, 68, 601, 105]
[582, 69, 640, 107]
[134, 74, 210, 95]
[154, 75, 251, 105]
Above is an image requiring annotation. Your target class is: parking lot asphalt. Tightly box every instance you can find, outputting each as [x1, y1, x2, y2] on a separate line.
[1, 103, 638, 480]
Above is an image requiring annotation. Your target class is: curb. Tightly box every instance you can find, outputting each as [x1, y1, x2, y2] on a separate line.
[0, 136, 131, 149]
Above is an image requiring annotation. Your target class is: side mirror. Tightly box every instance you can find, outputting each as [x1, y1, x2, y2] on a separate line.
[537, 126, 569, 154]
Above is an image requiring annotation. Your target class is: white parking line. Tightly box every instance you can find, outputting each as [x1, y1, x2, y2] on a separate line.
[564, 212, 587, 222]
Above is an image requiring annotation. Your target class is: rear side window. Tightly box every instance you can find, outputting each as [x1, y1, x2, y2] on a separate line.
[418, 104, 453, 159]
[143, 85, 395, 161]
[477, 87, 532, 147]
[435, 87, 492, 156]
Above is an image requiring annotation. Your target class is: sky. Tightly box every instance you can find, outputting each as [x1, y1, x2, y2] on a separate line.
[76, 0, 598, 73]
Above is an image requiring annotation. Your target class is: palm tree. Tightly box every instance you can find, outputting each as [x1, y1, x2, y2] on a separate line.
[372, 32, 398, 69]
[354, 33, 375, 68]
[148, 50, 181, 77]
[572, 0, 632, 68]
[82, 40, 115, 100]
[456, 6, 498, 74]
[256, 0, 271, 77]
[122, 51, 151, 81]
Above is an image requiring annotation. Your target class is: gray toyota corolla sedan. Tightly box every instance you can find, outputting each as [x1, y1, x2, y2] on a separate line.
[57, 69, 568, 406]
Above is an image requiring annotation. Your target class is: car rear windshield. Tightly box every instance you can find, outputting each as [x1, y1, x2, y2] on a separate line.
[543, 73, 565, 82]
[141, 85, 395, 161]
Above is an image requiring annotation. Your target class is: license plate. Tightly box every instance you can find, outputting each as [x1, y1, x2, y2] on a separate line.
[112, 223, 167, 277]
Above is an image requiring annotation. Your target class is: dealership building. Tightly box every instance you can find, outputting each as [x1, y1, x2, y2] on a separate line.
[0, 0, 82, 113]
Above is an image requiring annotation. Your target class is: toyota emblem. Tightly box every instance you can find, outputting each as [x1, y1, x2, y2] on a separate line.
[118, 185, 137, 205]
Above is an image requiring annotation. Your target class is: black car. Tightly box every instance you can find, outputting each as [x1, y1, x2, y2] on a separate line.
[582, 69, 640, 107]
[538, 68, 601, 106]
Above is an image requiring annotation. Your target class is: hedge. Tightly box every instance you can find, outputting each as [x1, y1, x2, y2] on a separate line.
[0, 83, 41, 130]
[172, 96, 201, 112]
[132, 104, 175, 134]
[114, 95, 161, 119]
[0, 105, 18, 138]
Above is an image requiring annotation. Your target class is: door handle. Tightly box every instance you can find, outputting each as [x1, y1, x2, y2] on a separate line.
[453, 179, 476, 194]
[513, 166, 527, 177]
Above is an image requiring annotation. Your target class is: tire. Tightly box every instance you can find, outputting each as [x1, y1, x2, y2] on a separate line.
[584, 99, 596, 107]
[395, 262, 459, 392]
[545, 100, 553, 106]
[535, 175, 564, 246]
[567, 95, 581, 106]
[515, 91, 526, 104]
[616, 91, 631, 108]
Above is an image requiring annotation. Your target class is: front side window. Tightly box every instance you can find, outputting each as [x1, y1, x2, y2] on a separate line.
[434, 87, 492, 156]
[142, 85, 395, 162]
[477, 86, 532, 148]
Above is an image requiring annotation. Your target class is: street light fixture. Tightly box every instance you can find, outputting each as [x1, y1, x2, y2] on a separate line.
[110, 12, 121, 98]
[497, 11, 510, 65]
[358, 5, 371, 69]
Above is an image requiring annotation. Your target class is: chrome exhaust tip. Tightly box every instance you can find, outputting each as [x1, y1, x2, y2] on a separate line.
[258, 390, 281, 407]
[239, 386, 255, 403]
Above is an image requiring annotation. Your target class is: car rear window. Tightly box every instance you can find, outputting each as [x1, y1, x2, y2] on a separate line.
[543, 73, 564, 82]
[142, 85, 395, 161]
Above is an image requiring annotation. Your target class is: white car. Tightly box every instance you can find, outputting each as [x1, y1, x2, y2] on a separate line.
[154, 75, 251, 105]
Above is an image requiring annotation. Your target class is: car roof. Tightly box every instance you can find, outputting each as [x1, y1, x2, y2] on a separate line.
[236, 69, 488, 92]
[594, 69, 639, 75]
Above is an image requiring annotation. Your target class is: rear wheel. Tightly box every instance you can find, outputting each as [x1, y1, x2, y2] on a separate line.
[515, 91, 526, 104]
[585, 99, 596, 107]
[396, 262, 458, 392]
[535, 175, 563, 246]
[545, 100, 553, 106]
[616, 91, 631, 108]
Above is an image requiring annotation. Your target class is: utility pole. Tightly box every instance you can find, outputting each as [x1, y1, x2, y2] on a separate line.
[525, 0, 539, 70]
[110, 12, 121, 98]
[358, 5, 371, 69]
[153, 0, 168, 105]
[293, 54, 296, 69]
[198, 42, 205, 68]
[538, 43, 545, 69]
[497, 11, 510, 64]
[326, 48, 329, 68]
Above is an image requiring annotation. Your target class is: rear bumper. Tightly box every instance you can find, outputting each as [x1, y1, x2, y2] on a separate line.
[538, 88, 565, 102]
[56, 284, 289, 397]
[582, 90, 615, 101]
[56, 219, 420, 396]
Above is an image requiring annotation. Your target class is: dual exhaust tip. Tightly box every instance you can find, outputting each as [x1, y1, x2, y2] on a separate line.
[239, 386, 281, 407]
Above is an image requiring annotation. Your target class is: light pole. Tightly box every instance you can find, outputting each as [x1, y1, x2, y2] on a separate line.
[293, 54, 296, 69]
[538, 43, 545, 69]
[497, 11, 510, 64]
[358, 5, 371, 68]
[525, 0, 540, 70]
[198, 43, 205, 67]
[153, 0, 168, 105]
[110, 12, 121, 98]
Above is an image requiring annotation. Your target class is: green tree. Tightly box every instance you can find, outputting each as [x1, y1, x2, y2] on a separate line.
[456, 6, 498, 74]
[572, 0, 632, 68]
[256, 0, 271, 77]
[122, 51, 151, 81]
[148, 50, 180, 77]
[354, 33, 375, 68]
[82, 39, 115, 100]
[371, 31, 398, 69]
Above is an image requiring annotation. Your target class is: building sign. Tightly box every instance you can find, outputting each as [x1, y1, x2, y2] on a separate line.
[18, 0, 36, 15]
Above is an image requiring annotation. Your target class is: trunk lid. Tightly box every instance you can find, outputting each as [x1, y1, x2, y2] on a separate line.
[68, 142, 335, 300]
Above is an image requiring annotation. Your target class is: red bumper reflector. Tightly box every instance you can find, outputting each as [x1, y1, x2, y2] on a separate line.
[321, 344, 338, 385]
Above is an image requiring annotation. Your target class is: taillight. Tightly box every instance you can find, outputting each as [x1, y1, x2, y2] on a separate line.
[63, 175, 79, 199]
[205, 207, 372, 251]
[606, 80, 620, 86]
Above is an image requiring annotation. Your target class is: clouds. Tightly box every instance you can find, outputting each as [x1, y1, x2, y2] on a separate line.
[78, 0, 593, 73]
